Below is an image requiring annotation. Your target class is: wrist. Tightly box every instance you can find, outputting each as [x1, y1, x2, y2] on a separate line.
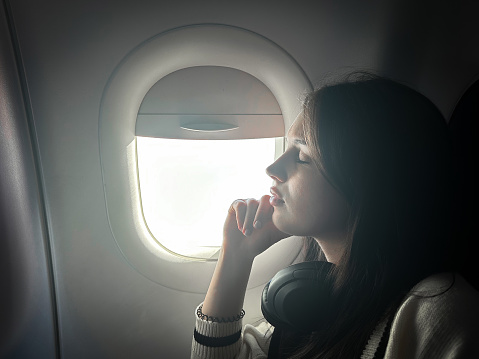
[196, 303, 245, 323]
[219, 244, 255, 267]
[202, 249, 253, 319]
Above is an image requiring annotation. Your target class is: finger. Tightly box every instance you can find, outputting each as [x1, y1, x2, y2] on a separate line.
[229, 199, 247, 232]
[242, 198, 259, 236]
[253, 195, 274, 230]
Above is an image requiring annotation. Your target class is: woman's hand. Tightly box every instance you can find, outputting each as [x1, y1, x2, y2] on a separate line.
[201, 195, 289, 319]
[222, 195, 289, 261]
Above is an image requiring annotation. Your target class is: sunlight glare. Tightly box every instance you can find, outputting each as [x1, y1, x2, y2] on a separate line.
[136, 137, 278, 256]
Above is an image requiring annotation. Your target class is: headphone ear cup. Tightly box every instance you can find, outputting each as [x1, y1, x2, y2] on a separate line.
[261, 261, 334, 332]
[261, 280, 284, 328]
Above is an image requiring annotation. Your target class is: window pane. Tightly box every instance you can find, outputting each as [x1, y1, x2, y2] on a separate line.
[136, 137, 279, 257]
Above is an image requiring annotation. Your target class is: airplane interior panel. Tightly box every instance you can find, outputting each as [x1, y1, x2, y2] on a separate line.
[1, 0, 478, 358]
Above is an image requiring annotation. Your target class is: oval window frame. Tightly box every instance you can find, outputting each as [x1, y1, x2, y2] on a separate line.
[99, 24, 312, 292]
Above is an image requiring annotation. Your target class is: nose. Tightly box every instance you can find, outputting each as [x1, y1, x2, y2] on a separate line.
[266, 154, 287, 183]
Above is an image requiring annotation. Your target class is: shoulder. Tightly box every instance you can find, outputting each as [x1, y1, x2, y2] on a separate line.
[385, 273, 479, 358]
[404, 272, 479, 322]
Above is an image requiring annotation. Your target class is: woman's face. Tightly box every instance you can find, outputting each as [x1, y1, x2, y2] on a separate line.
[266, 115, 350, 240]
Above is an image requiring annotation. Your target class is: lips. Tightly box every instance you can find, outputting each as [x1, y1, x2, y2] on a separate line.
[270, 187, 285, 206]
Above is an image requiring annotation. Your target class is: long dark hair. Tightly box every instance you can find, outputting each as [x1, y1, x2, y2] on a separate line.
[286, 73, 455, 358]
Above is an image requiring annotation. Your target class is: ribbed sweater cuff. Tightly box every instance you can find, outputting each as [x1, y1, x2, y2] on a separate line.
[192, 303, 243, 358]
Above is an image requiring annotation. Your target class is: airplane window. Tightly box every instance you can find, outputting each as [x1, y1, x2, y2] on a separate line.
[136, 136, 282, 258]
[135, 66, 285, 259]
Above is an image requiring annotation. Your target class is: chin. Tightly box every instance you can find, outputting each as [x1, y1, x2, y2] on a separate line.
[272, 212, 300, 236]
[273, 212, 324, 237]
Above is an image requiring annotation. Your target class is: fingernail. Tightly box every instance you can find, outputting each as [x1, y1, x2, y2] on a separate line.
[244, 228, 252, 236]
[253, 220, 262, 229]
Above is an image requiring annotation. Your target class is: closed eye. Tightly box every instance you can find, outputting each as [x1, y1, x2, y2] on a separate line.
[296, 152, 310, 164]
[285, 139, 311, 164]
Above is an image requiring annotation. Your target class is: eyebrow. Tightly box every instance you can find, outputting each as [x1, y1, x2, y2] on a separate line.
[285, 137, 306, 146]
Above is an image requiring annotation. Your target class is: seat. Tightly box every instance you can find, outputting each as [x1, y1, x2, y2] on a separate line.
[448, 78, 479, 291]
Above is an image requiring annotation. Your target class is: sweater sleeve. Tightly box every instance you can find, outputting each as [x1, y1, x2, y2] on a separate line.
[191, 303, 273, 359]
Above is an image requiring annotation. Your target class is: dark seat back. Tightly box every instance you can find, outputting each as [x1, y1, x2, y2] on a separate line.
[448, 78, 479, 290]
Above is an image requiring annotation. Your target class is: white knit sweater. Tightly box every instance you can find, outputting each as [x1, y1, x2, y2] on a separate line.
[191, 273, 479, 358]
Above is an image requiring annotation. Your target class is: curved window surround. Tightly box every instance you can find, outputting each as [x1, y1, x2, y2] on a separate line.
[99, 24, 312, 292]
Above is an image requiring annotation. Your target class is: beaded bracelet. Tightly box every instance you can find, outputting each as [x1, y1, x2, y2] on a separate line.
[196, 304, 245, 323]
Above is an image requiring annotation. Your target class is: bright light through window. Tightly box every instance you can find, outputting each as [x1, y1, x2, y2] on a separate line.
[136, 137, 280, 258]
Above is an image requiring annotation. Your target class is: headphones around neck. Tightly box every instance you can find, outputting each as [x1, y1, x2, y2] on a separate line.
[261, 261, 334, 333]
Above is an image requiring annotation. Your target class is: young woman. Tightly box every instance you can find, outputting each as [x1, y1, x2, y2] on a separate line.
[191, 74, 479, 358]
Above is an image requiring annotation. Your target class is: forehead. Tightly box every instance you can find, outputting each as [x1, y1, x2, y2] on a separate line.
[286, 113, 305, 140]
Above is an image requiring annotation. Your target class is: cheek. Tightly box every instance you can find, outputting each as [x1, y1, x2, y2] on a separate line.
[276, 177, 349, 237]
[295, 191, 331, 234]
[306, 185, 350, 235]
[272, 183, 321, 236]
